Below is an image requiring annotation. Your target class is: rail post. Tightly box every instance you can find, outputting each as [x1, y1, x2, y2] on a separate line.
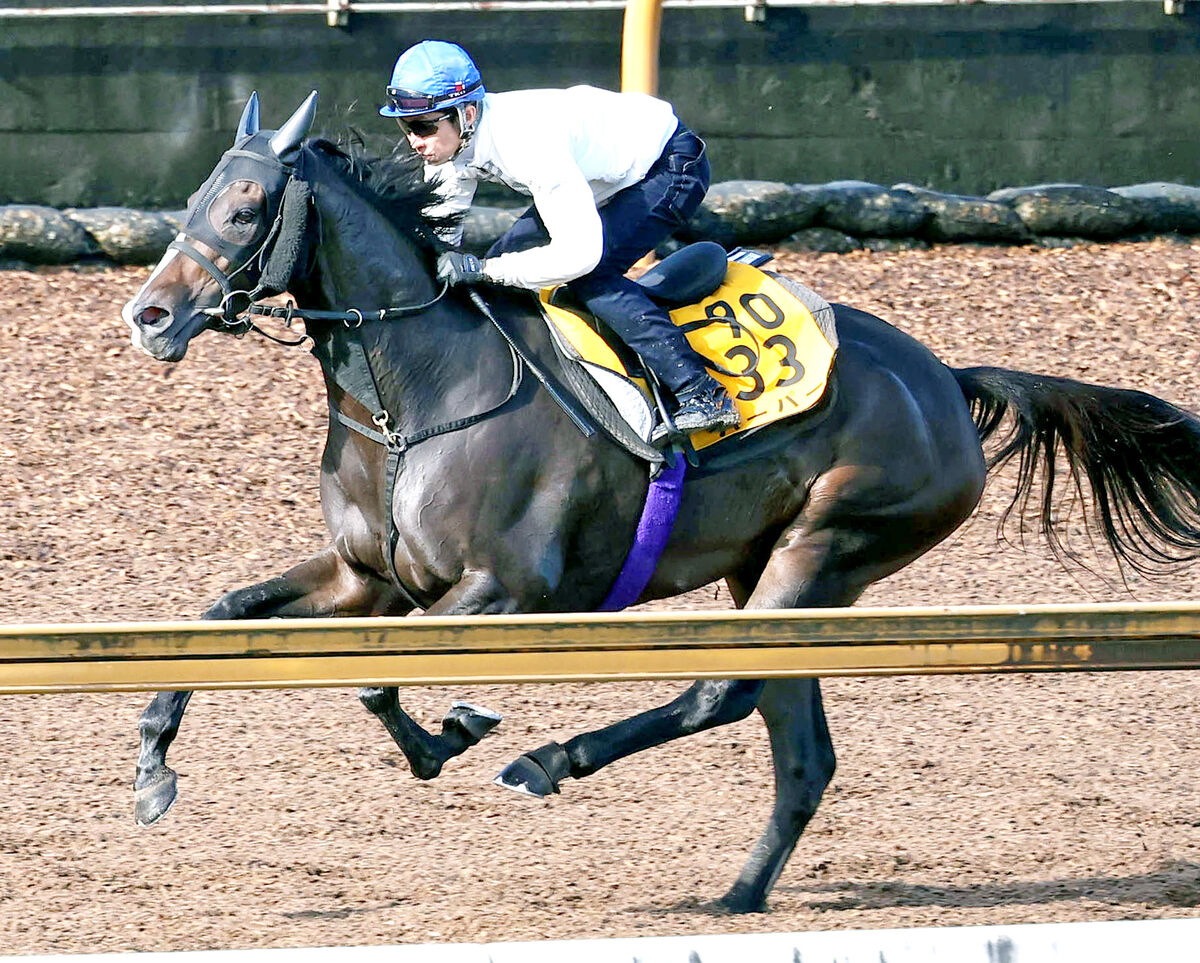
[620, 0, 662, 95]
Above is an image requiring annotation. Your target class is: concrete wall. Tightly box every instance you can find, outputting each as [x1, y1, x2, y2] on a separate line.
[1, 2, 1198, 208]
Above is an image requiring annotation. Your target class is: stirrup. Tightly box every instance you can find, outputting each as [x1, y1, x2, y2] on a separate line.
[651, 383, 738, 440]
[647, 375, 700, 467]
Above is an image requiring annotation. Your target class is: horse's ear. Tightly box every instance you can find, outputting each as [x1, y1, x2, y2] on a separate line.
[235, 91, 260, 142]
[269, 90, 318, 165]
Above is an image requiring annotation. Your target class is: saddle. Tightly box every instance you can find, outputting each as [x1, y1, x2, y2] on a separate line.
[538, 242, 840, 463]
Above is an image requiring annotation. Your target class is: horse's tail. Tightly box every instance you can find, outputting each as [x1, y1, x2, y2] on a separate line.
[953, 364, 1200, 574]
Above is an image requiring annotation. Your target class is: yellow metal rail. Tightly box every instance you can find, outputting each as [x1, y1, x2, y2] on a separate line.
[2, 602, 1200, 694]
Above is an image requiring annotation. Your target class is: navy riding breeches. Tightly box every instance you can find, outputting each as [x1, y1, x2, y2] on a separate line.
[487, 123, 713, 398]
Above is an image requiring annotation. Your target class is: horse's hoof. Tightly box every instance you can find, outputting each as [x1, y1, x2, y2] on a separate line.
[717, 887, 768, 914]
[494, 757, 557, 797]
[444, 700, 502, 744]
[409, 757, 444, 781]
[133, 768, 178, 826]
[493, 742, 569, 798]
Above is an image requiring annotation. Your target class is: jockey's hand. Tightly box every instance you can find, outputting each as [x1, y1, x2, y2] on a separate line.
[436, 251, 486, 287]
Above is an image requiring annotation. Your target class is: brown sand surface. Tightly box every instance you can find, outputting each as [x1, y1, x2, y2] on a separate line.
[0, 240, 1198, 953]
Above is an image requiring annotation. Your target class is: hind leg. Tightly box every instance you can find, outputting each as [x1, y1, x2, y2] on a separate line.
[495, 523, 767, 793]
[497, 677, 765, 796]
[496, 508, 915, 910]
[495, 527, 858, 802]
[711, 460, 979, 909]
[703, 556, 848, 912]
[496, 555, 780, 797]
[720, 677, 835, 912]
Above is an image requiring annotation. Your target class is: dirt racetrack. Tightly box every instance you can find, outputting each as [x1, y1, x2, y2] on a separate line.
[1, 240, 1199, 953]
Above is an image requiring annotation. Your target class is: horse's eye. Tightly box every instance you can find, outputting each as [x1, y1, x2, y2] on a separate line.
[233, 208, 257, 225]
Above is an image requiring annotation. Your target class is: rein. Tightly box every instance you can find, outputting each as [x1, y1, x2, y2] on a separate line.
[216, 277, 523, 455]
[207, 283, 453, 348]
[234, 282, 450, 329]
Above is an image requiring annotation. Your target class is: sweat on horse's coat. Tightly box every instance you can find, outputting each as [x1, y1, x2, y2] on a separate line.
[122, 93, 1200, 913]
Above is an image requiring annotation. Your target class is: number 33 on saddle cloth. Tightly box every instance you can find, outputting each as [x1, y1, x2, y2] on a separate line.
[539, 260, 840, 452]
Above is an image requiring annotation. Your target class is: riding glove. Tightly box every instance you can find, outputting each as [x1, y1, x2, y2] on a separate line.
[436, 251, 486, 287]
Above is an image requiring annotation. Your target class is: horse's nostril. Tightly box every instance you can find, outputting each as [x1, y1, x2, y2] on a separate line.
[136, 305, 170, 328]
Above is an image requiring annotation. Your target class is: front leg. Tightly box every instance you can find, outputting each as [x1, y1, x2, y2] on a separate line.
[357, 569, 514, 779]
[134, 547, 410, 826]
[205, 545, 414, 620]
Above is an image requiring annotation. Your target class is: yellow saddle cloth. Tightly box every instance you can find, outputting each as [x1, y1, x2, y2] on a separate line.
[539, 261, 838, 451]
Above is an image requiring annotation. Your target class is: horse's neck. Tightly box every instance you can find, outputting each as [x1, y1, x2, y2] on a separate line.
[314, 300, 514, 439]
[306, 167, 438, 311]
[299, 167, 506, 434]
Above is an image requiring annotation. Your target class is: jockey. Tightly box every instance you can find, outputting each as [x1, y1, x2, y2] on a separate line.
[380, 39, 739, 441]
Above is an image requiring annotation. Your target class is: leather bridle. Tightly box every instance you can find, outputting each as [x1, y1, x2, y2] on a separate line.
[168, 136, 298, 330]
[170, 135, 449, 340]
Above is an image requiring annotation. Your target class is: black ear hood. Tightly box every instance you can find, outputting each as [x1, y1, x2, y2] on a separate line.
[259, 175, 312, 294]
[175, 91, 319, 276]
[177, 132, 293, 266]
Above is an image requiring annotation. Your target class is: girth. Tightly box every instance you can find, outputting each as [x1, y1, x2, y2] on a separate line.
[317, 291, 604, 603]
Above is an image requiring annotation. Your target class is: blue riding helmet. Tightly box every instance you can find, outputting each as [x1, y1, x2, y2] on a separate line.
[380, 40, 486, 118]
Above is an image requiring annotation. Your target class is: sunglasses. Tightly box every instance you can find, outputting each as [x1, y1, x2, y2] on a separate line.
[396, 112, 454, 138]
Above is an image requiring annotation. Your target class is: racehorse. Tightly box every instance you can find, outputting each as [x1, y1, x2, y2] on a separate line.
[122, 93, 1200, 912]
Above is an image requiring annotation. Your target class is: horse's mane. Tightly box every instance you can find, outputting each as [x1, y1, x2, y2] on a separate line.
[306, 138, 461, 253]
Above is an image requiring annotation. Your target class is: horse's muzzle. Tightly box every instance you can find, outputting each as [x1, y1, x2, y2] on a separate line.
[122, 297, 204, 362]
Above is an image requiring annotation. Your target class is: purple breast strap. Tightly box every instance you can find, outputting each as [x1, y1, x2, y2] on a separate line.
[598, 455, 687, 611]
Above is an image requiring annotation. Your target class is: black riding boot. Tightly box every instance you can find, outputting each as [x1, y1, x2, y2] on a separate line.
[625, 332, 738, 441]
[657, 375, 740, 441]
[580, 303, 738, 439]
[568, 273, 739, 439]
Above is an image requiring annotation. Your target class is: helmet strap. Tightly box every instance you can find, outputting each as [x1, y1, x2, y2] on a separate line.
[451, 102, 481, 156]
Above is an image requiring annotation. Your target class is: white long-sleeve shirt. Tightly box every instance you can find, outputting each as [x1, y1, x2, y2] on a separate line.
[424, 86, 680, 290]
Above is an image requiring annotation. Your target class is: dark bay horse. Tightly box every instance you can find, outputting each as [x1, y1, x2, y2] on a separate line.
[122, 94, 1200, 912]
